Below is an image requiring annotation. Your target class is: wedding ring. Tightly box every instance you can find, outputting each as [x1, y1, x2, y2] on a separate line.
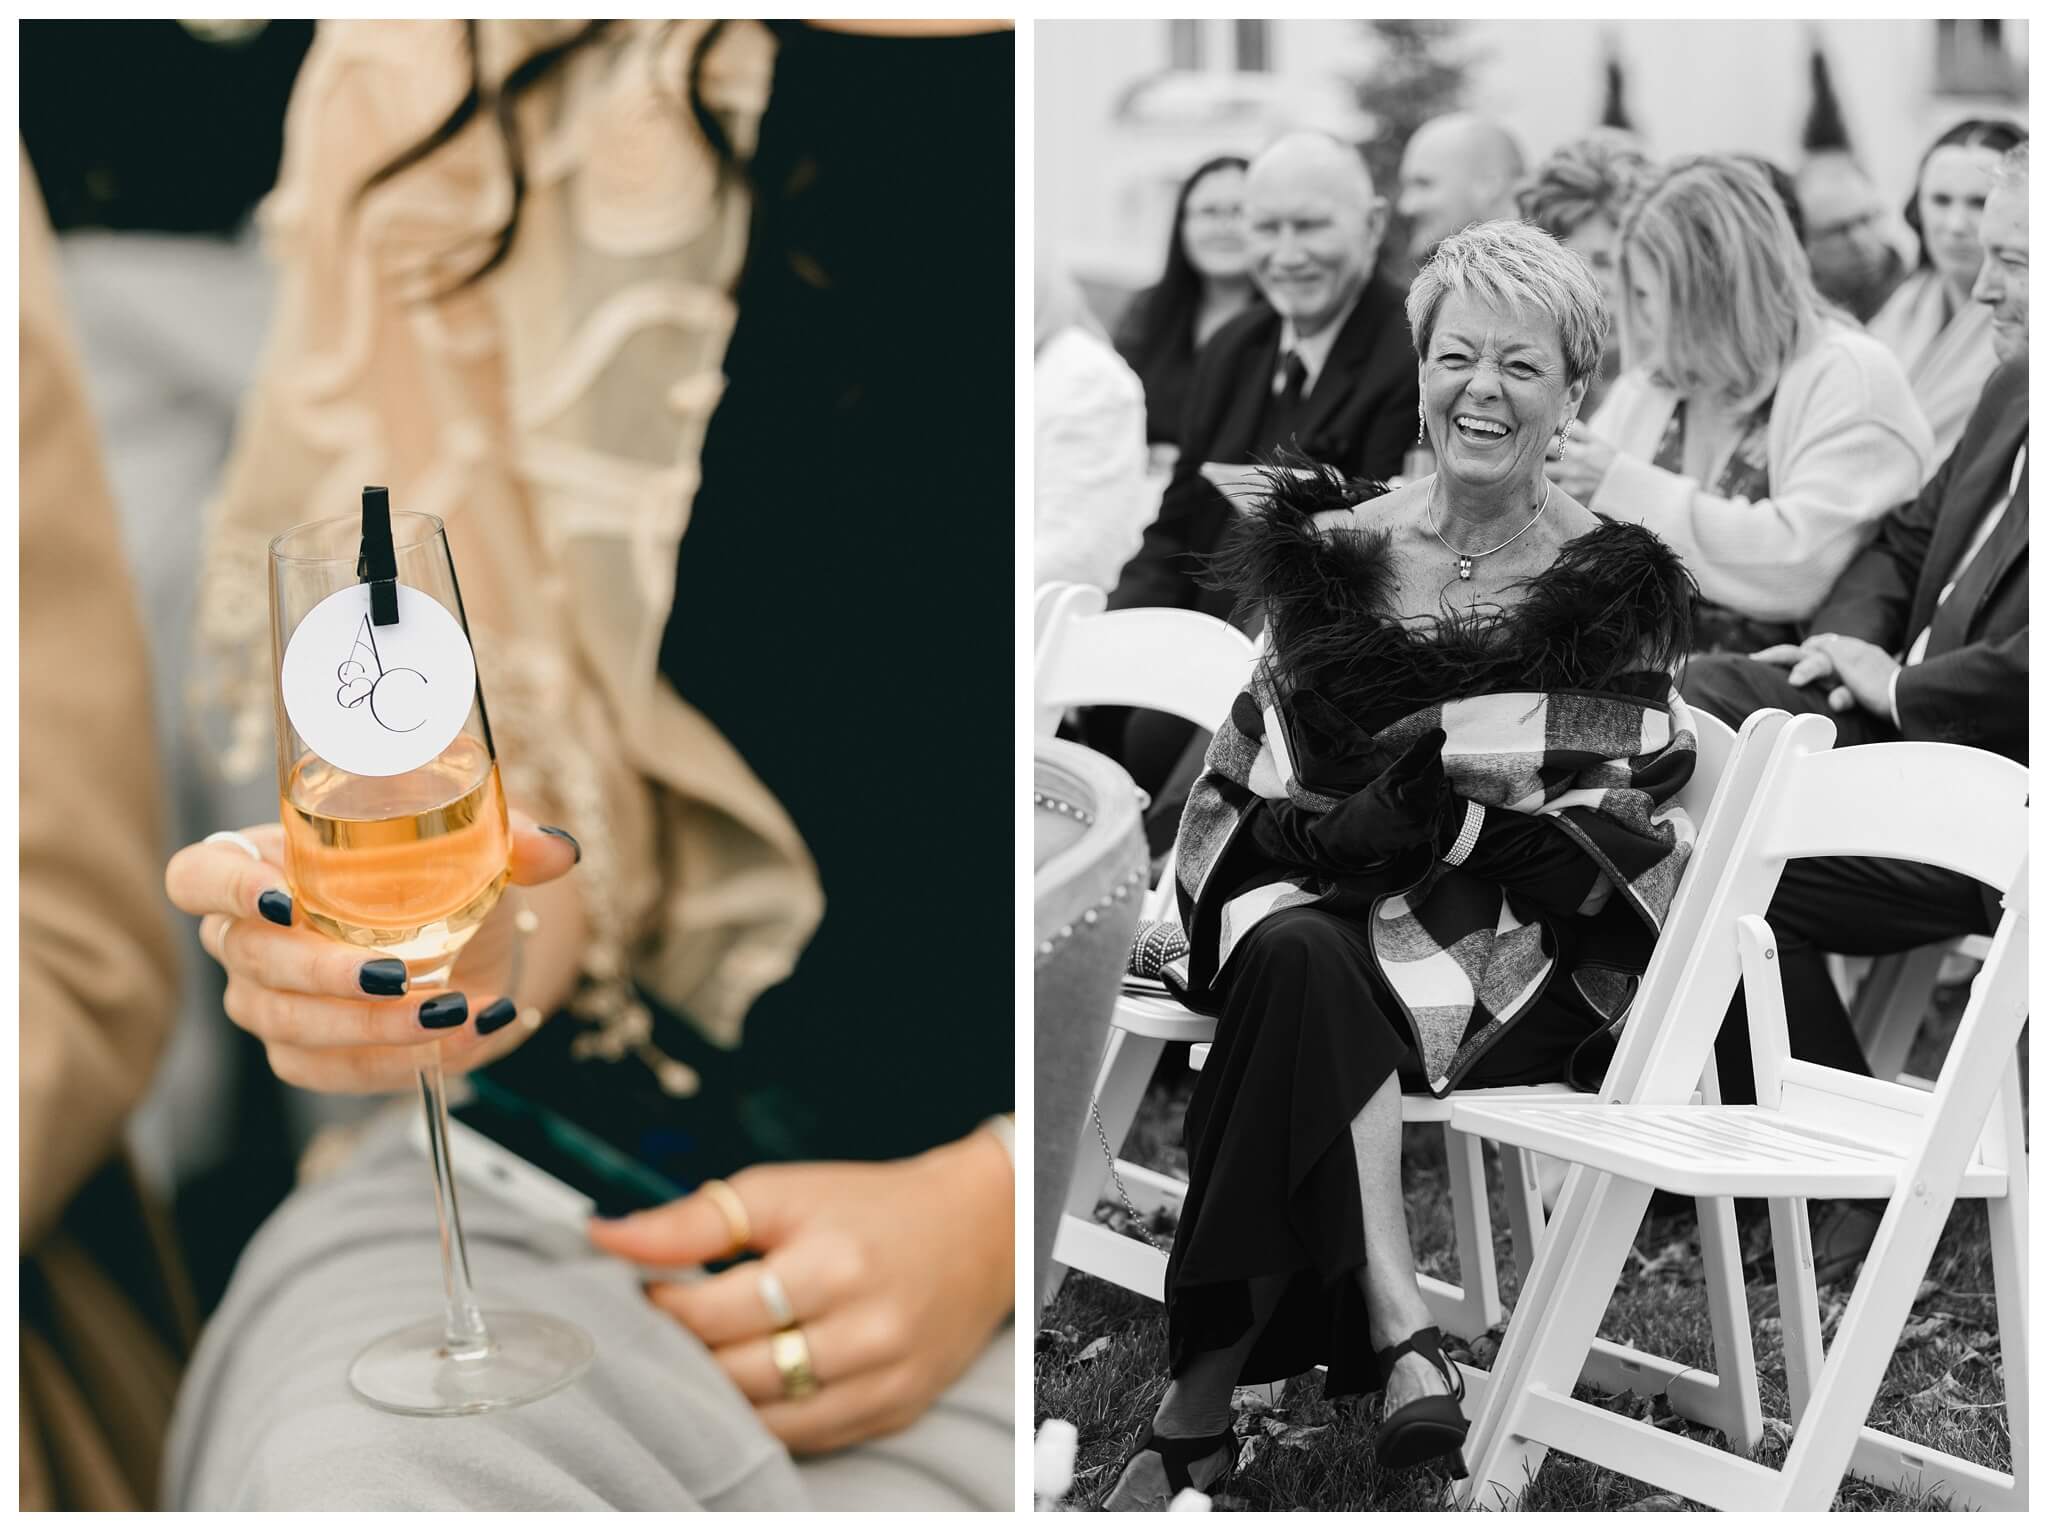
[204, 830, 264, 862]
[700, 1178, 752, 1257]
[756, 1264, 796, 1327]
[770, 1325, 819, 1399]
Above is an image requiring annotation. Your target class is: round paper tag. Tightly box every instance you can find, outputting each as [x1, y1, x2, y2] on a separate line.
[281, 583, 478, 778]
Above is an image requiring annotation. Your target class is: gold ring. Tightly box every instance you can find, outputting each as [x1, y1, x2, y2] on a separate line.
[770, 1325, 819, 1399]
[700, 1178, 752, 1257]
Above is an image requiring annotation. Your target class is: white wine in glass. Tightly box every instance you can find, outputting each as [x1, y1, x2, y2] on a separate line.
[282, 736, 511, 975]
[269, 494, 592, 1416]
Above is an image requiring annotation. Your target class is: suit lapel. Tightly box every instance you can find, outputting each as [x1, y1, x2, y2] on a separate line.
[1931, 455, 2027, 653]
[1909, 390, 2028, 638]
[1217, 319, 1283, 460]
[1293, 283, 1385, 448]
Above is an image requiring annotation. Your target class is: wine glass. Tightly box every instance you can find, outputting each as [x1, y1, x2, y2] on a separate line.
[268, 505, 593, 1415]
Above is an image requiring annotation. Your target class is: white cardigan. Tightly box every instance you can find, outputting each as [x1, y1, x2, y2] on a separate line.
[1034, 325, 1152, 593]
[1588, 325, 1935, 622]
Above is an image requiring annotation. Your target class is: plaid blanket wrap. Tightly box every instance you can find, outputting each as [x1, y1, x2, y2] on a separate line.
[1167, 675, 1698, 1095]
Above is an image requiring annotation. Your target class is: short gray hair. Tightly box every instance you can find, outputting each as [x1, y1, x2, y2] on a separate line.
[1405, 219, 1608, 386]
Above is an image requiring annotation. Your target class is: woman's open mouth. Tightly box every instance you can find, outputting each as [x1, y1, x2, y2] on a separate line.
[1453, 415, 1513, 445]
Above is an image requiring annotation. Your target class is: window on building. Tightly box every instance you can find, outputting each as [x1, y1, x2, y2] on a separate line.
[1168, 19, 1201, 72]
[1235, 20, 1271, 73]
[1935, 18, 2024, 97]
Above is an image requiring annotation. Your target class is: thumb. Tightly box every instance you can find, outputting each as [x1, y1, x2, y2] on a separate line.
[509, 812, 581, 887]
[587, 1179, 754, 1265]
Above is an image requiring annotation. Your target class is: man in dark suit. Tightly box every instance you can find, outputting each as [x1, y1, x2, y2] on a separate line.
[1111, 132, 1417, 622]
[1102, 132, 1419, 815]
[1681, 144, 2027, 1271]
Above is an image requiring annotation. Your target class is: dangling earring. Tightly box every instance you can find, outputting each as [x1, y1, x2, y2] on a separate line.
[1417, 401, 1427, 444]
[1555, 416, 1576, 451]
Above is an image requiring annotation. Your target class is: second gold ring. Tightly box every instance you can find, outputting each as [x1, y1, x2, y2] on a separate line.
[770, 1325, 819, 1399]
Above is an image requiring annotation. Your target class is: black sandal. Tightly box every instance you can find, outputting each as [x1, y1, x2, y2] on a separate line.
[1373, 1326, 1469, 1477]
[1098, 1425, 1236, 1509]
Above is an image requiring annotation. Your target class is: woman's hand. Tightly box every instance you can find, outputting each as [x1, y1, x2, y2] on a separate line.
[1545, 420, 1619, 502]
[164, 814, 581, 1093]
[587, 1127, 1014, 1455]
[1305, 727, 1451, 871]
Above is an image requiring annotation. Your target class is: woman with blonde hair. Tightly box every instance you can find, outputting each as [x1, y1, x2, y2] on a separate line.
[1548, 153, 1933, 653]
[1103, 221, 1700, 1508]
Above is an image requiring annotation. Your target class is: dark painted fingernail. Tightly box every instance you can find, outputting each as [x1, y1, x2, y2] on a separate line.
[359, 959, 410, 997]
[419, 993, 469, 1029]
[258, 889, 294, 926]
[537, 826, 582, 864]
[476, 998, 518, 1035]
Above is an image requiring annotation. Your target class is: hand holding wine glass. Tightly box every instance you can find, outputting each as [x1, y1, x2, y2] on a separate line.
[170, 493, 598, 1416]
[166, 812, 580, 1094]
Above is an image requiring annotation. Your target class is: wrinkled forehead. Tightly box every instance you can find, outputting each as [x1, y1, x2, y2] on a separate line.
[1428, 290, 1564, 356]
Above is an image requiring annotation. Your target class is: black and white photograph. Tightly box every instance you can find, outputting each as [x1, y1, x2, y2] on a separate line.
[1033, 17, 2028, 1512]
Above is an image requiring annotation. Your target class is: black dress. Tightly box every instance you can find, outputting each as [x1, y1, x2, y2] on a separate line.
[484, 24, 1014, 1179]
[1163, 510, 1693, 1401]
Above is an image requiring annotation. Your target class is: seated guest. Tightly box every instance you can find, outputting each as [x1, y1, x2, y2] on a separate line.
[1687, 134, 2023, 1072]
[1112, 154, 1257, 464]
[1868, 118, 2027, 459]
[1395, 111, 1525, 268]
[21, 153, 192, 1510]
[1035, 252, 1150, 592]
[1683, 144, 2027, 1271]
[1102, 221, 1699, 1508]
[1100, 131, 1417, 815]
[1797, 149, 1909, 322]
[1549, 155, 1934, 654]
[160, 22, 1015, 1510]
[1515, 129, 1653, 414]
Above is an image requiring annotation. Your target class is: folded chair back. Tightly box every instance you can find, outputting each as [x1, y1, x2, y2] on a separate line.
[1034, 599, 1255, 737]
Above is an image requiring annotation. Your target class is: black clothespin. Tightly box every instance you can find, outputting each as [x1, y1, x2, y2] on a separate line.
[358, 485, 400, 626]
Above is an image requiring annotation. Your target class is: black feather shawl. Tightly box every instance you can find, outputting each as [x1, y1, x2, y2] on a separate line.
[1208, 457, 1698, 791]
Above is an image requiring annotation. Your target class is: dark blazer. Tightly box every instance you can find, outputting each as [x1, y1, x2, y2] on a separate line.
[1106, 274, 1419, 621]
[1809, 358, 2027, 762]
[1113, 284, 1272, 447]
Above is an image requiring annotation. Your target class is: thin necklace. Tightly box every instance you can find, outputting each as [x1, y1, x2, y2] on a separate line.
[1428, 474, 1551, 580]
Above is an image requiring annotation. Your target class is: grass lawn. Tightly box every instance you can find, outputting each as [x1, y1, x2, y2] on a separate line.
[1036, 984, 2021, 1511]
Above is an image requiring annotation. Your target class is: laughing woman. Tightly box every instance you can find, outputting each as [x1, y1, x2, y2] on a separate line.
[1103, 222, 1699, 1509]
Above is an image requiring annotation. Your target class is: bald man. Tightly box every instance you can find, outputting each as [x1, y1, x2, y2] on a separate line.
[1097, 131, 1418, 846]
[1396, 111, 1525, 265]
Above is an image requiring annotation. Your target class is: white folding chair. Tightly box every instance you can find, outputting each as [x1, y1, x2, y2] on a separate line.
[1453, 714, 2029, 1511]
[1033, 590, 1255, 741]
[1043, 602, 1771, 1445]
[1034, 581, 1103, 668]
[1035, 596, 1255, 1300]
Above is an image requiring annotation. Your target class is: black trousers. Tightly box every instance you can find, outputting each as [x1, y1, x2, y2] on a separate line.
[1682, 655, 1998, 1104]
